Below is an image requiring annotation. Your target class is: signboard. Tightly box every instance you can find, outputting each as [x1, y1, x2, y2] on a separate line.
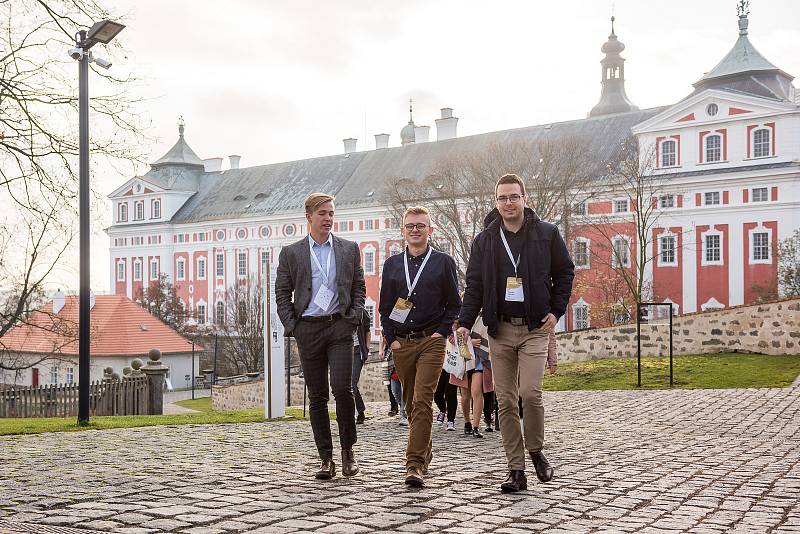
[263, 261, 285, 418]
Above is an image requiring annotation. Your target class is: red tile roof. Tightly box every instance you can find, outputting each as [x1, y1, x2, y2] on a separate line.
[0, 295, 199, 357]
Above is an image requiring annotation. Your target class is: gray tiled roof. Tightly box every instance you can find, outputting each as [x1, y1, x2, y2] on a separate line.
[162, 107, 666, 224]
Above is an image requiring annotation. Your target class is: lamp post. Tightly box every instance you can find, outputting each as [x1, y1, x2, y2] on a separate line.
[190, 338, 196, 400]
[70, 20, 125, 425]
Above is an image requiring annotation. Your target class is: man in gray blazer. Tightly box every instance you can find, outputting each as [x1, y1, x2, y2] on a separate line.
[275, 192, 366, 480]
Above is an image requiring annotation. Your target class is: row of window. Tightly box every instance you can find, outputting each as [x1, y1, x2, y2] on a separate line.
[117, 199, 161, 223]
[48, 366, 75, 385]
[657, 125, 774, 169]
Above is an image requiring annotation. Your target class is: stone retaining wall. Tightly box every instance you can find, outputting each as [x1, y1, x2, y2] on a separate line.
[559, 298, 800, 363]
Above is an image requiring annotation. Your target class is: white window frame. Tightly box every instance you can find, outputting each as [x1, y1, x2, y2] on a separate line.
[150, 259, 159, 280]
[236, 228, 247, 240]
[118, 202, 128, 222]
[133, 259, 142, 281]
[364, 219, 374, 231]
[216, 253, 224, 277]
[363, 247, 376, 275]
[216, 301, 225, 325]
[660, 139, 677, 168]
[134, 200, 144, 221]
[752, 128, 771, 158]
[573, 201, 586, 216]
[50, 366, 59, 385]
[176, 258, 186, 280]
[658, 233, 678, 267]
[151, 198, 161, 219]
[659, 194, 675, 209]
[197, 257, 206, 280]
[611, 236, 631, 268]
[572, 298, 590, 330]
[701, 230, 723, 266]
[261, 250, 269, 273]
[573, 238, 590, 269]
[117, 261, 125, 282]
[66, 367, 74, 385]
[749, 226, 772, 264]
[613, 199, 628, 214]
[197, 302, 207, 324]
[704, 191, 720, 206]
[705, 134, 722, 163]
[751, 187, 768, 203]
[237, 251, 247, 277]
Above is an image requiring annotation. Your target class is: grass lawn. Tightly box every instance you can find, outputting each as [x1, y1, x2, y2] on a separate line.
[544, 353, 800, 391]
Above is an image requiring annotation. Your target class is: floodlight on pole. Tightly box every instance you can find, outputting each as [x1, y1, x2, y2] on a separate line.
[70, 20, 125, 426]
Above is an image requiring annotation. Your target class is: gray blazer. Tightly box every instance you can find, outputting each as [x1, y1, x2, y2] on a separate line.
[275, 234, 366, 335]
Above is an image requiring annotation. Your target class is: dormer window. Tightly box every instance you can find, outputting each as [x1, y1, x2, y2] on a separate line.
[134, 200, 144, 221]
[753, 128, 771, 158]
[661, 140, 676, 167]
[705, 134, 721, 163]
[118, 203, 128, 222]
[151, 198, 161, 219]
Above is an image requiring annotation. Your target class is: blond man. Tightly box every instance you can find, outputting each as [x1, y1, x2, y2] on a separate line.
[275, 192, 366, 480]
[379, 207, 461, 487]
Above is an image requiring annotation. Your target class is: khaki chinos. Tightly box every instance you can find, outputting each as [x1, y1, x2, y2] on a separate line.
[392, 335, 447, 470]
[490, 321, 549, 470]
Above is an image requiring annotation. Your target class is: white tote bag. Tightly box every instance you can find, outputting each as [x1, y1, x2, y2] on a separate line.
[444, 340, 465, 379]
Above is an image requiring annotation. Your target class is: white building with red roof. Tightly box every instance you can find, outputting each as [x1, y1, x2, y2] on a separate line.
[0, 292, 200, 388]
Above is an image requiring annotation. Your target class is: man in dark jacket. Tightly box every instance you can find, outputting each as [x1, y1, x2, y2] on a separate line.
[457, 173, 574, 493]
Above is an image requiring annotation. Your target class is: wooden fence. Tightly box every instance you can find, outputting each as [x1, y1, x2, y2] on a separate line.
[0, 376, 149, 418]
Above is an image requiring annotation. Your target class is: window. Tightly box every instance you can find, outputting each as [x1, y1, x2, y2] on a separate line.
[753, 129, 771, 158]
[573, 240, 589, 268]
[390, 243, 402, 256]
[238, 302, 247, 324]
[364, 250, 375, 274]
[150, 260, 158, 280]
[613, 199, 628, 213]
[133, 260, 142, 281]
[133, 236, 143, 246]
[705, 234, 721, 263]
[216, 302, 225, 324]
[177, 234, 186, 244]
[216, 253, 224, 277]
[659, 195, 675, 208]
[238, 251, 247, 276]
[613, 306, 630, 325]
[216, 230, 225, 241]
[66, 368, 74, 385]
[152, 199, 161, 219]
[573, 304, 589, 330]
[118, 203, 128, 222]
[117, 262, 125, 281]
[706, 103, 718, 117]
[197, 258, 206, 279]
[661, 140, 676, 167]
[366, 304, 375, 325]
[364, 219, 374, 231]
[752, 232, 770, 261]
[259, 226, 270, 239]
[659, 235, 676, 265]
[611, 237, 630, 268]
[176, 259, 185, 280]
[134, 201, 144, 221]
[704, 191, 720, 206]
[50, 366, 59, 385]
[573, 202, 586, 216]
[284, 225, 295, 237]
[236, 228, 247, 240]
[197, 232, 207, 242]
[752, 187, 768, 202]
[197, 304, 206, 324]
[705, 135, 721, 162]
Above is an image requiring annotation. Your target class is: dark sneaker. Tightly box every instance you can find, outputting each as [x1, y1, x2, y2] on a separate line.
[356, 413, 365, 424]
[464, 422, 473, 435]
[472, 427, 483, 438]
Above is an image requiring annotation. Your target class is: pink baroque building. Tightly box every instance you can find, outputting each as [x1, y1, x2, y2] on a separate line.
[108, 12, 799, 334]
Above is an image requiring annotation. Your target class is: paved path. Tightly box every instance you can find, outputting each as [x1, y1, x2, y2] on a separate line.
[162, 390, 211, 415]
[1, 387, 798, 533]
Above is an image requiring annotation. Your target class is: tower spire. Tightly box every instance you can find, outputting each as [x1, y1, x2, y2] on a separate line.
[588, 15, 638, 117]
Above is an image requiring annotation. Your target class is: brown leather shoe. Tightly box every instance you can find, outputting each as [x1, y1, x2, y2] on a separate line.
[314, 458, 335, 480]
[500, 470, 527, 493]
[405, 465, 424, 487]
[341, 449, 359, 477]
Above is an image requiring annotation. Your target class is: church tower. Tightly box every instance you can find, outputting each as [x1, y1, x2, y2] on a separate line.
[589, 17, 639, 117]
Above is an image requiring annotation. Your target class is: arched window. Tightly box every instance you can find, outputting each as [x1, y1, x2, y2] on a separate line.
[216, 302, 225, 324]
[118, 203, 128, 222]
[573, 299, 589, 330]
[753, 128, 771, 158]
[705, 134, 721, 163]
[151, 199, 161, 219]
[661, 140, 676, 167]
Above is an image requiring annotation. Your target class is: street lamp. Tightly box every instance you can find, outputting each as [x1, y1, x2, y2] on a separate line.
[189, 338, 196, 400]
[69, 20, 125, 425]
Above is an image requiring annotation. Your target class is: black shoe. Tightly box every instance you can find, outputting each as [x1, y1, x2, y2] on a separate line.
[484, 421, 494, 432]
[356, 413, 365, 424]
[472, 427, 483, 439]
[464, 422, 472, 435]
[341, 449, 359, 477]
[315, 458, 335, 480]
[529, 450, 554, 483]
[500, 470, 527, 493]
[388, 408, 398, 417]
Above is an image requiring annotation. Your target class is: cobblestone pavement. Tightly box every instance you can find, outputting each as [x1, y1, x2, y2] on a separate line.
[1, 387, 798, 533]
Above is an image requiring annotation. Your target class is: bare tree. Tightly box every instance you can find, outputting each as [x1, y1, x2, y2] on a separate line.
[385, 137, 597, 285]
[133, 274, 188, 332]
[217, 276, 265, 375]
[777, 229, 800, 298]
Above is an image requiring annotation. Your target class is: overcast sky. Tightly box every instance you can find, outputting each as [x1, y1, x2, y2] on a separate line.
[74, 0, 800, 291]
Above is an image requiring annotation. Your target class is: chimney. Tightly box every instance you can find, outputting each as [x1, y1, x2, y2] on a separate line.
[414, 125, 430, 143]
[53, 289, 65, 315]
[228, 155, 241, 170]
[203, 157, 223, 172]
[343, 138, 358, 154]
[435, 107, 459, 141]
[374, 133, 390, 149]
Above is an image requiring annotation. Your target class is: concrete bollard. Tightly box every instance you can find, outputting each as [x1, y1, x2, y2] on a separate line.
[142, 348, 169, 415]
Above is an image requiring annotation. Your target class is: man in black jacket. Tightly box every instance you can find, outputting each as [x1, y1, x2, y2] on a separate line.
[457, 174, 574, 493]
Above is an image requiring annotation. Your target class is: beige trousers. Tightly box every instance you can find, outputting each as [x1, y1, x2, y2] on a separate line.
[490, 322, 549, 470]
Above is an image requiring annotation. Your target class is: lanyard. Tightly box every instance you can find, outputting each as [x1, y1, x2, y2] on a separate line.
[403, 246, 433, 297]
[499, 228, 521, 277]
[309, 236, 333, 284]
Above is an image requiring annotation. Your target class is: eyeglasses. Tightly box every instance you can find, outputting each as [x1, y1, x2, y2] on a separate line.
[496, 194, 523, 204]
[404, 223, 429, 231]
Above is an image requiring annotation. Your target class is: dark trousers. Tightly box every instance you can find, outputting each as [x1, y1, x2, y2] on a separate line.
[293, 317, 357, 460]
[352, 346, 366, 416]
[484, 391, 496, 424]
[388, 384, 398, 411]
[434, 370, 458, 422]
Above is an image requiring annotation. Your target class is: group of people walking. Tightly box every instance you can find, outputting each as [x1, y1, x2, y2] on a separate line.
[275, 173, 575, 492]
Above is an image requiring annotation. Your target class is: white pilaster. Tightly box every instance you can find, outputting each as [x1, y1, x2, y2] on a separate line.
[682, 225, 697, 313]
[728, 222, 744, 306]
